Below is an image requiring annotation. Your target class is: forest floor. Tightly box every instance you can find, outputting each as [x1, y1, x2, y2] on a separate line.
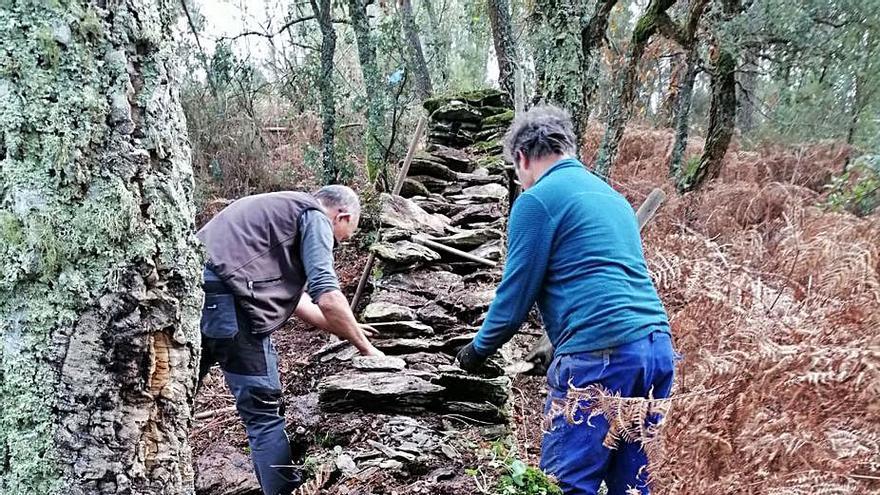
[190, 123, 880, 495]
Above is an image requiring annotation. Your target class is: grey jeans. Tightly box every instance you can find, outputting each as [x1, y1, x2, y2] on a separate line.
[199, 268, 301, 495]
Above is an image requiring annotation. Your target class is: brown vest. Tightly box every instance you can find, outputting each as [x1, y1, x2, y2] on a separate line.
[197, 191, 322, 334]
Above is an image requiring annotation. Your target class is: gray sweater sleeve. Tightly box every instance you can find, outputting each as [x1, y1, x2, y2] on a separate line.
[299, 210, 341, 301]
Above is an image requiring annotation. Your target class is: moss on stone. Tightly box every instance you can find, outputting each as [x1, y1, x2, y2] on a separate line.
[482, 110, 514, 127]
[423, 88, 508, 114]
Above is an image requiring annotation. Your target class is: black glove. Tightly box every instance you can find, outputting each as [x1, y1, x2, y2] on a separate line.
[456, 342, 488, 373]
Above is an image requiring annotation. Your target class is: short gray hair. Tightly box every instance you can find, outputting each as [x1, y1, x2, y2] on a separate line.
[314, 185, 361, 216]
[502, 105, 577, 165]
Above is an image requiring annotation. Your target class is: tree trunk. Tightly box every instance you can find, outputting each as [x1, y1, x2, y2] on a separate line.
[579, 0, 618, 137]
[736, 48, 758, 134]
[313, 0, 339, 182]
[422, 0, 449, 87]
[0, 1, 202, 494]
[487, 0, 518, 101]
[659, 55, 686, 127]
[677, 49, 736, 192]
[348, 0, 388, 181]
[531, 0, 618, 152]
[668, 47, 699, 178]
[399, 0, 433, 101]
[593, 0, 676, 179]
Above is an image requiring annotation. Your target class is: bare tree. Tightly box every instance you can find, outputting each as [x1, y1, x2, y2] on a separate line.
[348, 0, 388, 181]
[487, 0, 519, 100]
[677, 0, 740, 192]
[311, 0, 340, 182]
[594, 0, 677, 178]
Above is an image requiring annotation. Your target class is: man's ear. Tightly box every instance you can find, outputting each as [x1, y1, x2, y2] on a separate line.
[517, 150, 528, 169]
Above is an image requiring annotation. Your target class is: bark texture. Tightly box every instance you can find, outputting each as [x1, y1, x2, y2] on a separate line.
[736, 48, 758, 134]
[594, 0, 675, 179]
[0, 1, 202, 494]
[659, 0, 709, 178]
[399, 0, 433, 101]
[486, 0, 518, 101]
[531, 0, 617, 148]
[668, 47, 699, 178]
[348, 0, 387, 181]
[312, 0, 339, 183]
[678, 48, 736, 192]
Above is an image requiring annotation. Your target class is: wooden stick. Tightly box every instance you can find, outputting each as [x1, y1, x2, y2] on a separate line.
[635, 188, 666, 232]
[412, 235, 497, 267]
[194, 405, 236, 420]
[350, 116, 428, 310]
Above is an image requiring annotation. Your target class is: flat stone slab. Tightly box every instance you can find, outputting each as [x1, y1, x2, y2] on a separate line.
[380, 193, 448, 235]
[461, 183, 507, 201]
[373, 338, 439, 354]
[352, 355, 407, 371]
[367, 320, 435, 338]
[400, 178, 431, 198]
[319, 372, 445, 412]
[370, 289, 432, 309]
[409, 155, 459, 181]
[426, 145, 475, 172]
[363, 302, 417, 322]
[431, 228, 503, 249]
[435, 372, 511, 406]
[371, 240, 440, 266]
[449, 204, 503, 226]
[375, 270, 464, 299]
[471, 240, 504, 261]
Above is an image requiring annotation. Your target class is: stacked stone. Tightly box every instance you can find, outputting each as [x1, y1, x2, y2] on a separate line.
[317, 90, 515, 423]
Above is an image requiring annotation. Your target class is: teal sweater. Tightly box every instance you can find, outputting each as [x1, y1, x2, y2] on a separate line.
[473, 158, 670, 357]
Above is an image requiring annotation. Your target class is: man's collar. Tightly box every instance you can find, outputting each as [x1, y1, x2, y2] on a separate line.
[534, 157, 581, 186]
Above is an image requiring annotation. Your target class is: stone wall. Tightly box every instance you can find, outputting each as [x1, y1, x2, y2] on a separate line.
[317, 90, 515, 423]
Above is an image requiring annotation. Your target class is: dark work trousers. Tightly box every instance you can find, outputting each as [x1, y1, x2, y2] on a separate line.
[199, 268, 301, 495]
[540, 331, 677, 495]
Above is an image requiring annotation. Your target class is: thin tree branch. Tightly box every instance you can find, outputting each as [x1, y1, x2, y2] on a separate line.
[179, 0, 217, 94]
[220, 15, 350, 42]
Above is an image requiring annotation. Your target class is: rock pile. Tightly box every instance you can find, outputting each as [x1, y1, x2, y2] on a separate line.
[317, 90, 515, 423]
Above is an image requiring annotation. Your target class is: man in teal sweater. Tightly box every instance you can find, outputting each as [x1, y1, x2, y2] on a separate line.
[456, 106, 676, 494]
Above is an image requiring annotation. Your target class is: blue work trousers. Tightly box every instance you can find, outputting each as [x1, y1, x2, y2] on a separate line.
[540, 331, 677, 495]
[199, 268, 301, 495]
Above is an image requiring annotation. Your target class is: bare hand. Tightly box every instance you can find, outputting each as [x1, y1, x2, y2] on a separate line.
[358, 323, 379, 337]
[360, 345, 385, 357]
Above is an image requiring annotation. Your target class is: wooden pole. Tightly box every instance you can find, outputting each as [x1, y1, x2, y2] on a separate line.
[412, 235, 497, 267]
[350, 116, 428, 310]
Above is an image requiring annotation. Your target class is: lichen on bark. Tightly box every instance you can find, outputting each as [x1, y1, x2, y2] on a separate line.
[0, 1, 202, 493]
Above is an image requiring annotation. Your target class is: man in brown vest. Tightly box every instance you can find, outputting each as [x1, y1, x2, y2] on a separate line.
[197, 185, 382, 495]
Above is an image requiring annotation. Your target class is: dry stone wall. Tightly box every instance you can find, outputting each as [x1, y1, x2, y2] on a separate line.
[318, 90, 515, 423]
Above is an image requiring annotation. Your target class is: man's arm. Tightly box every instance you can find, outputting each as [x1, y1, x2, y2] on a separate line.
[294, 292, 377, 337]
[294, 292, 329, 329]
[299, 210, 383, 356]
[460, 194, 553, 367]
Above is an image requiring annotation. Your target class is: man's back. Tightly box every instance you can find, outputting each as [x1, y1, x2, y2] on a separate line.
[526, 158, 669, 354]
